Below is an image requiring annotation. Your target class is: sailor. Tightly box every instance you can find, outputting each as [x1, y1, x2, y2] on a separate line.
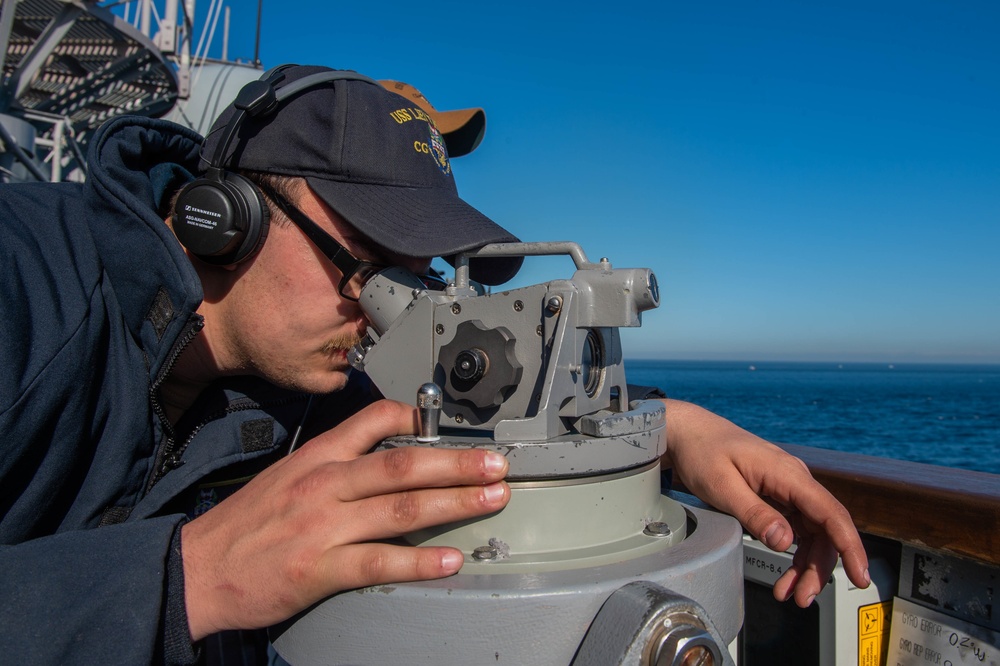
[0, 65, 869, 664]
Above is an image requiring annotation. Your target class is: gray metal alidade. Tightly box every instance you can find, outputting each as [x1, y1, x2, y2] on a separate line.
[271, 243, 743, 665]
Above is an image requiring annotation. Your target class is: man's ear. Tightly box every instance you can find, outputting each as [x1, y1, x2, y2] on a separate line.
[153, 165, 195, 219]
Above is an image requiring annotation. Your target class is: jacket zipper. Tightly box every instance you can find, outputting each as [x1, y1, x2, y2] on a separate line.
[163, 394, 305, 473]
[147, 386, 307, 494]
[145, 315, 204, 494]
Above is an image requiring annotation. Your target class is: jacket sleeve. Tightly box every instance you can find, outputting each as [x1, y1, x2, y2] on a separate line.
[0, 515, 198, 665]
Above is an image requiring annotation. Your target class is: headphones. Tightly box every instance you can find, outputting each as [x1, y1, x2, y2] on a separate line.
[172, 65, 379, 266]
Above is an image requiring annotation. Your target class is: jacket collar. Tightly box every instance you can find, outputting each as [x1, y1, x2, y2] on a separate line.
[84, 116, 207, 370]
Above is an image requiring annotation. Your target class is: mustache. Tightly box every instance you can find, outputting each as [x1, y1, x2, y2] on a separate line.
[321, 331, 364, 355]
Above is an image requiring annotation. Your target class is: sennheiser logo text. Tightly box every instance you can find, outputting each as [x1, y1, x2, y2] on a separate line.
[184, 204, 220, 229]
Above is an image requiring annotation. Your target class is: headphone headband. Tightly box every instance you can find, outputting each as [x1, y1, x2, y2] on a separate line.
[175, 66, 379, 267]
[207, 68, 380, 172]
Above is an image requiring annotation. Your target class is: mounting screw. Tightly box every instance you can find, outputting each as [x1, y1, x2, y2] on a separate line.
[472, 545, 498, 561]
[513, 300, 524, 312]
[644, 522, 672, 537]
[451, 303, 462, 315]
[435, 324, 445, 335]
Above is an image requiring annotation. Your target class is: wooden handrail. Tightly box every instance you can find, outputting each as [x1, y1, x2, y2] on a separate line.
[776, 443, 1000, 566]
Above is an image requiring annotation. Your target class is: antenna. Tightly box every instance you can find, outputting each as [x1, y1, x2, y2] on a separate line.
[254, 0, 263, 66]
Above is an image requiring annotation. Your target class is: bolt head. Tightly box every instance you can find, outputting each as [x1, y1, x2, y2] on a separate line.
[678, 645, 714, 666]
[454, 348, 487, 382]
[644, 522, 673, 537]
[472, 545, 498, 561]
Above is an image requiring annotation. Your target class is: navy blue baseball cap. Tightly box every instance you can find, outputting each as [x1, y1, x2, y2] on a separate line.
[200, 65, 521, 285]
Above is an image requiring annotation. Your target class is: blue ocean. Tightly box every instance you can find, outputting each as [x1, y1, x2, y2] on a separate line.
[623, 360, 1000, 474]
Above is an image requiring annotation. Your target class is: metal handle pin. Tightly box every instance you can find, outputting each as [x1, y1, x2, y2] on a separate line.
[416, 382, 443, 442]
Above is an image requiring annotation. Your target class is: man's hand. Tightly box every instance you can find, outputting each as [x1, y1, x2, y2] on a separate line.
[661, 399, 870, 607]
[180, 400, 510, 640]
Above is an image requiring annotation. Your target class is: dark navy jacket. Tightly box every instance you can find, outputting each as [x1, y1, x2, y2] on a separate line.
[0, 116, 369, 663]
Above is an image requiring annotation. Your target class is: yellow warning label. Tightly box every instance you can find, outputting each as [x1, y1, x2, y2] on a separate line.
[859, 600, 893, 666]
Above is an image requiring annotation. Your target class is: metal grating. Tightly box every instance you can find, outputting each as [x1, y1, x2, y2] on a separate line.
[2, 0, 178, 135]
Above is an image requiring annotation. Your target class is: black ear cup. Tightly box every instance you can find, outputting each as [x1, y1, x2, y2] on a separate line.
[172, 171, 270, 266]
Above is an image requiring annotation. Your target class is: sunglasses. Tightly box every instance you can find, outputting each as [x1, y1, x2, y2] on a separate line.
[258, 183, 447, 301]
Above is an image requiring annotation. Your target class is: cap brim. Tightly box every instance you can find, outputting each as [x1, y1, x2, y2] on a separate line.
[436, 108, 485, 157]
[307, 177, 522, 285]
[379, 79, 485, 157]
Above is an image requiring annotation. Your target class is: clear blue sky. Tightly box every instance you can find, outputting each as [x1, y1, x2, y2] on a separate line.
[186, 0, 1000, 363]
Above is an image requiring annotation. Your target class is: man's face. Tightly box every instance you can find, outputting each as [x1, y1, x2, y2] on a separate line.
[209, 184, 430, 394]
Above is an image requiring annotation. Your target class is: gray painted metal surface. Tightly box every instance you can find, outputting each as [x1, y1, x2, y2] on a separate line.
[271, 500, 742, 665]
[351, 243, 660, 445]
[301, 246, 745, 663]
[407, 464, 688, 571]
[381, 408, 665, 480]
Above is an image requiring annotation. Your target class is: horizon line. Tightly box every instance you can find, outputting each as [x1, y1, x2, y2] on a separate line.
[625, 357, 1000, 368]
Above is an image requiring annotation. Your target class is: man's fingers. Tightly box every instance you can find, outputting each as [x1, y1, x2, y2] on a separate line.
[298, 400, 420, 461]
[842, 547, 872, 589]
[750, 454, 871, 593]
[773, 534, 841, 607]
[704, 463, 871, 604]
[332, 446, 509, 502]
[782, 483, 870, 589]
[346, 483, 509, 542]
[317, 544, 466, 594]
[772, 565, 799, 603]
[740, 498, 795, 552]
[797, 501, 871, 591]
[692, 468, 796, 552]
[793, 507, 871, 588]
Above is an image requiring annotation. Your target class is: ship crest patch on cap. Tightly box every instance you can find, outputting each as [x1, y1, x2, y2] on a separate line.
[428, 124, 451, 175]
